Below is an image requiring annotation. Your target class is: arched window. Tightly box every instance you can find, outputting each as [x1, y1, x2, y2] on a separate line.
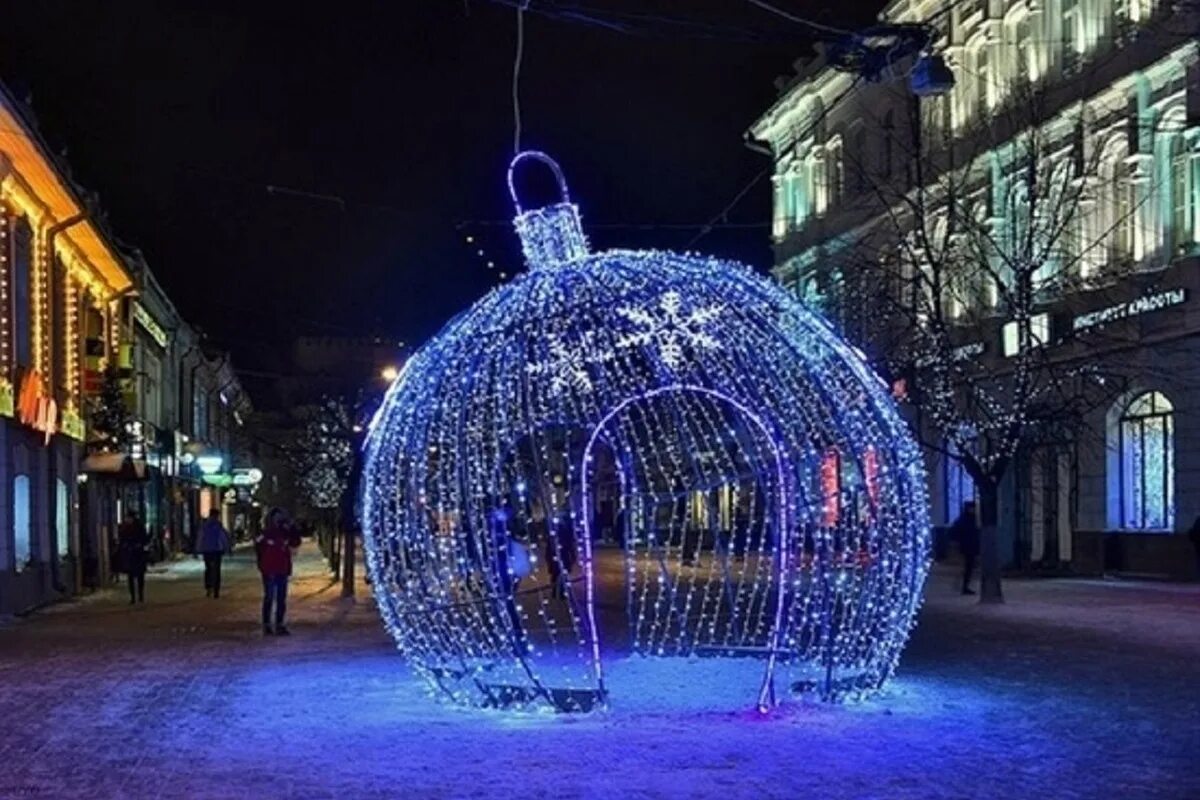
[974, 44, 990, 118]
[825, 136, 843, 210]
[13, 474, 31, 572]
[1062, 0, 1083, 68]
[1167, 133, 1191, 253]
[1007, 180, 1032, 287]
[1119, 392, 1174, 530]
[1100, 138, 1135, 264]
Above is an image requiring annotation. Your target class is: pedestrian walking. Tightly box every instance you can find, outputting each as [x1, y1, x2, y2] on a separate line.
[489, 500, 531, 656]
[545, 516, 577, 599]
[950, 500, 980, 595]
[197, 508, 231, 598]
[117, 511, 149, 605]
[256, 508, 300, 635]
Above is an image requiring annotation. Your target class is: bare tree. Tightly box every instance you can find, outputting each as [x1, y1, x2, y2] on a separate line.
[819, 81, 1159, 601]
[292, 396, 356, 590]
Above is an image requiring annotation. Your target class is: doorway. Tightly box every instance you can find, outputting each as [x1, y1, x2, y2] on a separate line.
[579, 385, 790, 711]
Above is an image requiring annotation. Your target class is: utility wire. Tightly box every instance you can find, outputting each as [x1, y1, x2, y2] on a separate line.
[483, 0, 803, 43]
[513, 0, 531, 154]
[745, 0, 852, 36]
[687, 77, 863, 249]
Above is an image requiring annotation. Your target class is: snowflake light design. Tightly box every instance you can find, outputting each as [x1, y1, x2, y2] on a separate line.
[527, 332, 595, 393]
[616, 290, 723, 369]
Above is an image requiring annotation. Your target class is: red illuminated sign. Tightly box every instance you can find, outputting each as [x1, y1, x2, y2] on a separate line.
[17, 370, 57, 445]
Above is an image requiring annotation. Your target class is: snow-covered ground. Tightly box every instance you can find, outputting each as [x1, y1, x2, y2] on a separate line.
[0, 546, 1196, 799]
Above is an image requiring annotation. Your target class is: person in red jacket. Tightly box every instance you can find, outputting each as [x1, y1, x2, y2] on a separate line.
[257, 508, 300, 635]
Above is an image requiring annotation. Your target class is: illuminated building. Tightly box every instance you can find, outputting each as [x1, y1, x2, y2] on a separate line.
[750, 0, 1200, 577]
[0, 82, 132, 612]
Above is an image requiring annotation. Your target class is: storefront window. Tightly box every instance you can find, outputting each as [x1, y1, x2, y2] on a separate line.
[1120, 392, 1174, 530]
[14, 474, 30, 571]
[56, 478, 69, 559]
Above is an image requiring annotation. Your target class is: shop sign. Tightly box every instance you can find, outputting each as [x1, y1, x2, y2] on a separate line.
[134, 302, 169, 348]
[60, 407, 85, 442]
[17, 370, 57, 445]
[231, 468, 264, 487]
[0, 377, 13, 418]
[1072, 289, 1187, 333]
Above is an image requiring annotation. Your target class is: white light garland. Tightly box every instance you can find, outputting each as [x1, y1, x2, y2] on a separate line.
[361, 152, 931, 713]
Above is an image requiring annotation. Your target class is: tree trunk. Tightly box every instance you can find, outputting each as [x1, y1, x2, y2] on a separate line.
[341, 526, 356, 599]
[340, 442, 365, 600]
[978, 480, 1005, 604]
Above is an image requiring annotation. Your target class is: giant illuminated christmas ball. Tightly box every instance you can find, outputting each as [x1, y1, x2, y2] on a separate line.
[361, 152, 931, 713]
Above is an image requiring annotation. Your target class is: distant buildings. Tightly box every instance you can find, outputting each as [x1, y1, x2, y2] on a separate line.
[0, 84, 253, 615]
[750, 0, 1200, 578]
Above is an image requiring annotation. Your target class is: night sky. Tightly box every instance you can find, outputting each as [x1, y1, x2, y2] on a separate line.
[0, 2, 871, 375]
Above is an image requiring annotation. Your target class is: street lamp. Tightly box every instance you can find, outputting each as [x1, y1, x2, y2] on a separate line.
[827, 23, 955, 98]
[380, 365, 400, 382]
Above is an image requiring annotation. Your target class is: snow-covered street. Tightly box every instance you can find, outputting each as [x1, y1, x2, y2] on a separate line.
[1, 544, 1196, 799]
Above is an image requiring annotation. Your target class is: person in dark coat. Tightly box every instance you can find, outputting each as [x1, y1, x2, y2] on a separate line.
[950, 501, 980, 595]
[490, 500, 530, 656]
[117, 511, 149, 604]
[545, 516, 578, 599]
[256, 508, 301, 635]
[197, 508, 231, 598]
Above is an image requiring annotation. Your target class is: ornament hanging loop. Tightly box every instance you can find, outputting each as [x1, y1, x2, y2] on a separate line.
[508, 150, 572, 214]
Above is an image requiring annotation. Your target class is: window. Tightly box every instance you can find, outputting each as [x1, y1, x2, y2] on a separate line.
[780, 169, 795, 233]
[1168, 135, 1191, 253]
[812, 154, 829, 215]
[974, 46, 990, 118]
[193, 389, 209, 440]
[1110, 160, 1135, 262]
[1119, 392, 1174, 530]
[825, 139, 843, 210]
[1062, 0, 1082, 61]
[56, 478, 69, 559]
[13, 474, 30, 571]
[141, 349, 163, 428]
[12, 216, 33, 369]
[772, 174, 787, 238]
[1002, 313, 1050, 356]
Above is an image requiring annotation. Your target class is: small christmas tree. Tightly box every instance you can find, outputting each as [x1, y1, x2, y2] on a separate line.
[89, 366, 133, 453]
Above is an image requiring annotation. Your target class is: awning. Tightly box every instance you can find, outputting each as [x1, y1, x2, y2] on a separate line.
[81, 453, 147, 480]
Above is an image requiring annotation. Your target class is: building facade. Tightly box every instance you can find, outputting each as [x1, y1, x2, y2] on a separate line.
[750, 0, 1200, 578]
[0, 84, 262, 614]
[0, 86, 134, 614]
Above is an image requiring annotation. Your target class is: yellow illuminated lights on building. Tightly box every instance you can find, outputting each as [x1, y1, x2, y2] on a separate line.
[0, 103, 133, 433]
[0, 207, 9, 377]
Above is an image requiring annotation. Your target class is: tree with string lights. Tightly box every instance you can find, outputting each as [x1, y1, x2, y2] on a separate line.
[88, 365, 134, 454]
[810, 81, 1154, 602]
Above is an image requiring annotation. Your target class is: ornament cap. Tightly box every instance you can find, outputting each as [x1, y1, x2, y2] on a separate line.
[509, 151, 590, 269]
